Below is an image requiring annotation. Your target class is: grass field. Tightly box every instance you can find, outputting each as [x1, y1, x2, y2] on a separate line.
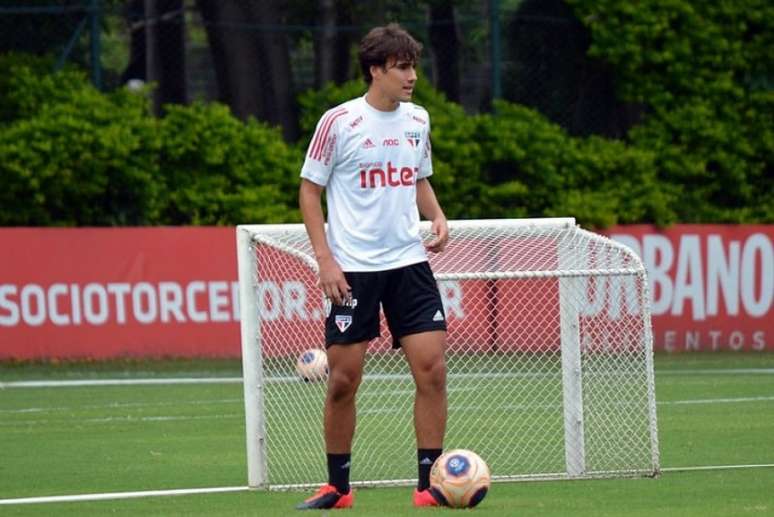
[1, 353, 773, 516]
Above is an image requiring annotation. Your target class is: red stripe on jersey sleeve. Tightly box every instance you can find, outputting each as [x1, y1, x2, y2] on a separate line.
[309, 108, 347, 160]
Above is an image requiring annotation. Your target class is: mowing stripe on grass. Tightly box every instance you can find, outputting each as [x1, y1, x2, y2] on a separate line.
[0, 398, 243, 414]
[3, 367, 773, 389]
[2, 395, 772, 427]
[660, 395, 774, 405]
[662, 463, 774, 473]
[656, 368, 774, 375]
[0, 377, 243, 388]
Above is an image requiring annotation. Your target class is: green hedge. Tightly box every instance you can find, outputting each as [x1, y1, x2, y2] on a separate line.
[2, 5, 772, 231]
[0, 55, 300, 226]
[0, 61, 162, 226]
[568, 0, 774, 222]
[300, 79, 676, 228]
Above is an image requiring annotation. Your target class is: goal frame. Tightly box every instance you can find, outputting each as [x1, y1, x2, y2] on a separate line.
[236, 218, 660, 489]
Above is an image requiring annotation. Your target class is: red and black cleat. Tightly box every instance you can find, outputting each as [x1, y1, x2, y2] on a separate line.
[296, 484, 354, 510]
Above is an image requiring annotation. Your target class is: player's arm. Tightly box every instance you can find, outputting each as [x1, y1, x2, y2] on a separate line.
[416, 178, 448, 253]
[299, 179, 351, 304]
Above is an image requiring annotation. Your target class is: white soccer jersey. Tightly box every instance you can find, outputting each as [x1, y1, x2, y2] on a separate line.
[301, 96, 433, 272]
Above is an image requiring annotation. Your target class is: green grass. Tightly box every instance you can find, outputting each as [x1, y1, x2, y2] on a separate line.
[1, 353, 773, 515]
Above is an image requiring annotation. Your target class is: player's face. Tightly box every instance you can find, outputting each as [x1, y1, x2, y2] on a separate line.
[372, 57, 417, 104]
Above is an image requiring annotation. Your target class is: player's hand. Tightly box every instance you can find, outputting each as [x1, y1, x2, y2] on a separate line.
[317, 255, 351, 305]
[424, 217, 449, 253]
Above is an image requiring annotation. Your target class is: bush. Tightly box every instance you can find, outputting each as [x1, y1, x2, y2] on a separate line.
[568, 0, 774, 223]
[158, 102, 301, 225]
[298, 79, 676, 228]
[0, 67, 162, 225]
[0, 54, 301, 226]
[3, 17, 771, 230]
[478, 102, 675, 227]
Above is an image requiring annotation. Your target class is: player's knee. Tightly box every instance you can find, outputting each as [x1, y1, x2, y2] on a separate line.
[416, 358, 446, 394]
[327, 369, 362, 403]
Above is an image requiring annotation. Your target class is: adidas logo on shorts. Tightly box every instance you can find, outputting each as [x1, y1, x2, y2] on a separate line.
[432, 310, 444, 322]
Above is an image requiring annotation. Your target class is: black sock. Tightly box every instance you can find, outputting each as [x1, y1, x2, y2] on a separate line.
[417, 448, 443, 491]
[327, 453, 351, 494]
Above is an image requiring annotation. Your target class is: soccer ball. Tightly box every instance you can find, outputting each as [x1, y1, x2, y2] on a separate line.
[429, 449, 491, 508]
[295, 348, 328, 382]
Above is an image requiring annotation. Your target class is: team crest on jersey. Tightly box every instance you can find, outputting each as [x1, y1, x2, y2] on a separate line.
[405, 131, 421, 147]
[335, 315, 352, 332]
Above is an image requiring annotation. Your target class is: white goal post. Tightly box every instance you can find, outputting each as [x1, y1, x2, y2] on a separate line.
[236, 218, 659, 489]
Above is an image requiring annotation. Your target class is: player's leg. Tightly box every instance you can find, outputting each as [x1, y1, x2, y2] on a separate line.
[297, 341, 367, 510]
[402, 330, 447, 507]
[297, 272, 380, 510]
[381, 262, 448, 506]
[402, 330, 447, 450]
[325, 341, 368, 452]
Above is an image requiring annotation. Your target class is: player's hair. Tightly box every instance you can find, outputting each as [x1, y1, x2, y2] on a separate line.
[358, 23, 422, 84]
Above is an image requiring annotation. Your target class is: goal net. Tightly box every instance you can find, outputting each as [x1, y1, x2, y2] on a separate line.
[236, 218, 659, 489]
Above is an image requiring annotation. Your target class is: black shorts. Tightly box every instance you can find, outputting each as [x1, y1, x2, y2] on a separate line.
[325, 261, 447, 348]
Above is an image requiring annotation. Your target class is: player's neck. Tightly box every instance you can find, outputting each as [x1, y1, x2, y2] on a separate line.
[365, 90, 400, 112]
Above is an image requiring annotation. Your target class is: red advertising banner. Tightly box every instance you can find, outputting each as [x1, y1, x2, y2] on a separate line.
[0, 225, 772, 359]
[605, 225, 773, 353]
[0, 228, 240, 359]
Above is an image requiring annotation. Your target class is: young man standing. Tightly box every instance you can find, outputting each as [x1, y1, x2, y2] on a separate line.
[296, 24, 448, 510]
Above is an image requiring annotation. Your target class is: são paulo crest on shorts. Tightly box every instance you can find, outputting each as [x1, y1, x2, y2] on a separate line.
[335, 315, 352, 333]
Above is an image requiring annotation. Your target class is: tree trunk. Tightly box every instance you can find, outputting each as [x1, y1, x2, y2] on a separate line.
[196, 0, 263, 119]
[120, 0, 146, 85]
[313, 0, 352, 86]
[333, 1, 353, 84]
[427, 2, 460, 102]
[315, 0, 337, 87]
[144, 0, 187, 113]
[252, 1, 299, 141]
[197, 0, 298, 141]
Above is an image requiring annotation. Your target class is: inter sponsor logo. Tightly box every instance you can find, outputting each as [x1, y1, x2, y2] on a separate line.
[382, 138, 399, 147]
[359, 161, 417, 188]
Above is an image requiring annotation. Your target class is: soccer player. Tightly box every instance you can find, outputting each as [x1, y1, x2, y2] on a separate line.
[296, 23, 448, 510]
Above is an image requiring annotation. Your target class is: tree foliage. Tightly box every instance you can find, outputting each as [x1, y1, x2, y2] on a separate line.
[568, 0, 774, 222]
[3, 0, 773, 233]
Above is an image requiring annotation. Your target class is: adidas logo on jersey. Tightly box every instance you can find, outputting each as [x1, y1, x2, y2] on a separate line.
[433, 310, 444, 322]
[362, 138, 376, 149]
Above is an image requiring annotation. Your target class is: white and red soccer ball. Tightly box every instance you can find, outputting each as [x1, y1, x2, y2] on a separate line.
[430, 449, 491, 508]
[295, 348, 329, 382]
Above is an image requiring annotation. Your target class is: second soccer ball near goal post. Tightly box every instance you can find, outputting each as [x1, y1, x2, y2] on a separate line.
[236, 218, 660, 489]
